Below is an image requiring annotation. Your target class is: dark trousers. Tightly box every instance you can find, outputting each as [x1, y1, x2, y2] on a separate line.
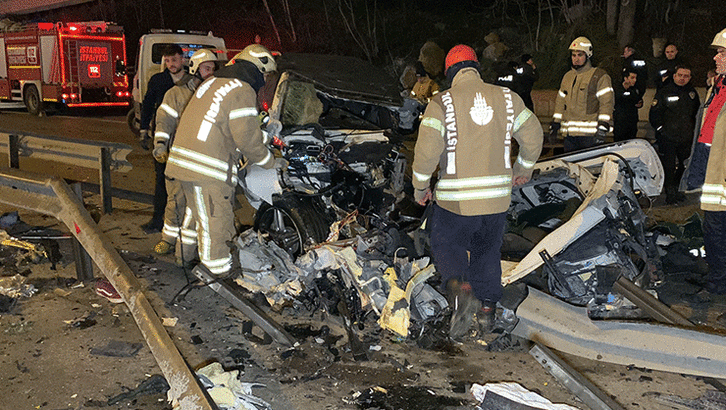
[659, 139, 690, 197]
[704, 210, 726, 294]
[564, 135, 600, 153]
[613, 114, 638, 142]
[151, 159, 167, 227]
[430, 203, 506, 304]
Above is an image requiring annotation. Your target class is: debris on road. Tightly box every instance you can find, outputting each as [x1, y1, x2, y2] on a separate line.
[471, 382, 581, 410]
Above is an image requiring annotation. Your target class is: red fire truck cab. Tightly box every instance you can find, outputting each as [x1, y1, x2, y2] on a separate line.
[0, 21, 131, 115]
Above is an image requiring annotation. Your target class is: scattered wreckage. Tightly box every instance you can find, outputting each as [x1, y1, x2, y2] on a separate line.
[230, 135, 726, 379]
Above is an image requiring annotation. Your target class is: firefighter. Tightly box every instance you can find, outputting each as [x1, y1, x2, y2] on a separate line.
[165, 44, 278, 277]
[688, 29, 726, 295]
[649, 64, 700, 204]
[151, 48, 220, 267]
[549, 37, 614, 152]
[412, 45, 542, 341]
[139, 44, 193, 234]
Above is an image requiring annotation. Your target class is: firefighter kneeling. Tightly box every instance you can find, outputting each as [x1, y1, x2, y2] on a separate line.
[165, 45, 278, 276]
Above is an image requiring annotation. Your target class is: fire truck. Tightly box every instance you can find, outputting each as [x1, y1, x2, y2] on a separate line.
[0, 21, 131, 115]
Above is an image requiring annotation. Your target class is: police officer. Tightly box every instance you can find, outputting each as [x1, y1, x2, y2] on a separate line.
[165, 44, 278, 277]
[152, 49, 220, 267]
[655, 43, 681, 89]
[622, 45, 648, 95]
[412, 45, 542, 340]
[613, 68, 643, 142]
[649, 64, 700, 204]
[550, 37, 614, 152]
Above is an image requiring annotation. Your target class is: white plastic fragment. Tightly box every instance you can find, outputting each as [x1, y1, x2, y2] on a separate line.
[471, 382, 581, 410]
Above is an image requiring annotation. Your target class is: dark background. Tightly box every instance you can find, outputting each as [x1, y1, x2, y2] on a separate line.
[10, 0, 726, 89]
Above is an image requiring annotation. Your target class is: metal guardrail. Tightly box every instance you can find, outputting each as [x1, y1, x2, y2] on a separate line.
[0, 130, 133, 214]
[0, 168, 216, 410]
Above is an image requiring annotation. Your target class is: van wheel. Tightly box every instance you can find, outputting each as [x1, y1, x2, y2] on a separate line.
[253, 194, 329, 257]
[24, 85, 43, 116]
[127, 107, 140, 137]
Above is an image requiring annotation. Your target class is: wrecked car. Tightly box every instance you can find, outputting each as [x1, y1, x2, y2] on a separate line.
[239, 53, 411, 256]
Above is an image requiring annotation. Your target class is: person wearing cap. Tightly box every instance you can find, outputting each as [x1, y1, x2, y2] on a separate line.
[165, 44, 278, 277]
[687, 29, 726, 295]
[549, 37, 614, 152]
[412, 44, 542, 341]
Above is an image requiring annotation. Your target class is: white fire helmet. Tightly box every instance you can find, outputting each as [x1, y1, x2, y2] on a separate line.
[228, 44, 276, 73]
[188, 48, 218, 75]
[711, 28, 726, 49]
[569, 36, 593, 58]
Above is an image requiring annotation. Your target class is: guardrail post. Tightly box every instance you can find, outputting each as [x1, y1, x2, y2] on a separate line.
[71, 182, 95, 282]
[99, 147, 112, 214]
[9, 134, 20, 169]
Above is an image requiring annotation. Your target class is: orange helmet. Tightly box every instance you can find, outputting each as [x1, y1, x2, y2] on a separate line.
[445, 44, 478, 74]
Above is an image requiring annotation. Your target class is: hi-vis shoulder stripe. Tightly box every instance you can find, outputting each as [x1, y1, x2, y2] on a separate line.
[513, 110, 532, 132]
[596, 87, 614, 97]
[229, 107, 258, 120]
[159, 103, 179, 118]
[437, 174, 511, 189]
[421, 117, 445, 137]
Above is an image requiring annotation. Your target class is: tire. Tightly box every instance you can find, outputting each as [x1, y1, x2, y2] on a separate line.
[127, 107, 141, 137]
[253, 193, 329, 257]
[23, 85, 43, 116]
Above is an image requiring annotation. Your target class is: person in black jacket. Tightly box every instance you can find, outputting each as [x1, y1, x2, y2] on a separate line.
[515, 54, 539, 111]
[650, 64, 701, 204]
[622, 45, 648, 95]
[613, 69, 643, 142]
[139, 44, 192, 233]
[655, 43, 681, 89]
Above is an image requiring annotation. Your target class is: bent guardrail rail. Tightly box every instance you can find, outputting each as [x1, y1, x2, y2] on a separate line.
[0, 130, 133, 214]
[0, 168, 216, 410]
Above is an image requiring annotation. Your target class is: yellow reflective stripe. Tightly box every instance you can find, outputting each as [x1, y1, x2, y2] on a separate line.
[155, 131, 170, 140]
[437, 175, 511, 189]
[159, 103, 179, 118]
[229, 107, 258, 120]
[596, 87, 613, 97]
[194, 186, 212, 261]
[421, 117, 445, 137]
[513, 110, 532, 133]
[167, 156, 238, 184]
[171, 146, 229, 172]
[413, 170, 431, 183]
[517, 156, 536, 169]
[436, 187, 511, 201]
[253, 150, 273, 166]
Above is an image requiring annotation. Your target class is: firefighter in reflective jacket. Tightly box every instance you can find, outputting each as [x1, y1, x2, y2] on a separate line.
[152, 49, 220, 266]
[550, 36, 614, 152]
[412, 45, 542, 340]
[165, 44, 277, 276]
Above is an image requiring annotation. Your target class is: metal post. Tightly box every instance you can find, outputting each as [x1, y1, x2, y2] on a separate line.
[99, 147, 112, 214]
[612, 276, 693, 327]
[9, 134, 19, 169]
[70, 182, 94, 282]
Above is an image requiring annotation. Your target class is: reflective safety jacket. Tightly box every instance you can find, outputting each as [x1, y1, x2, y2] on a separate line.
[700, 76, 726, 211]
[165, 77, 275, 186]
[154, 77, 201, 150]
[412, 68, 543, 216]
[552, 62, 614, 137]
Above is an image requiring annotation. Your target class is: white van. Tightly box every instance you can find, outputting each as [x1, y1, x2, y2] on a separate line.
[127, 29, 226, 136]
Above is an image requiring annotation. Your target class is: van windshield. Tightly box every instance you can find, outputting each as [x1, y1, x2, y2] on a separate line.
[151, 43, 219, 64]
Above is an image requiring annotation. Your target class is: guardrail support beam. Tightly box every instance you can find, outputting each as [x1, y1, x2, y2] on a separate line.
[99, 147, 113, 214]
[9, 134, 19, 169]
[71, 182, 94, 281]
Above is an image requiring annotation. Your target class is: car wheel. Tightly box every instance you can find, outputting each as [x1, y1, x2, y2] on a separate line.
[23, 85, 43, 116]
[254, 194, 328, 256]
[127, 107, 141, 137]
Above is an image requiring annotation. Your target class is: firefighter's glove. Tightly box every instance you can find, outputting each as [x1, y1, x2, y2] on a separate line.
[548, 122, 561, 144]
[138, 129, 152, 151]
[153, 144, 168, 163]
[266, 118, 283, 138]
[595, 121, 609, 143]
[414, 187, 432, 206]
